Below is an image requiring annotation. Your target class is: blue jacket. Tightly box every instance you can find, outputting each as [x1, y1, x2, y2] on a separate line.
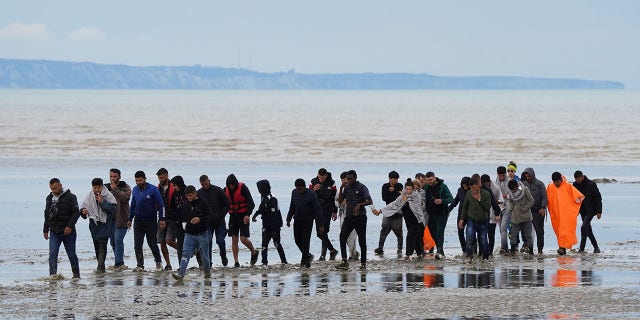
[129, 182, 165, 221]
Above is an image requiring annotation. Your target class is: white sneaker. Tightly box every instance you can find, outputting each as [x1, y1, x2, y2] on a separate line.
[132, 266, 146, 272]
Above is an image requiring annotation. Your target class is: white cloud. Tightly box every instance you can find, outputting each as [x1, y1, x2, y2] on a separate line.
[0, 22, 53, 39]
[68, 27, 104, 41]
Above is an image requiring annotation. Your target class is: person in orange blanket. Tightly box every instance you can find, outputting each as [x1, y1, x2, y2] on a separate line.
[546, 172, 584, 255]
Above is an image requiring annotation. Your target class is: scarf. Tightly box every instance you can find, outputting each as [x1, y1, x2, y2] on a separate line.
[82, 187, 117, 223]
[509, 181, 525, 202]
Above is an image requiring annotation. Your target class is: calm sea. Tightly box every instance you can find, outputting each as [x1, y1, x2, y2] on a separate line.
[0, 89, 638, 163]
[0, 90, 638, 283]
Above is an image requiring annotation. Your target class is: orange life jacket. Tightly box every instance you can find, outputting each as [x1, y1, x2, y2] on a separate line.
[226, 182, 248, 214]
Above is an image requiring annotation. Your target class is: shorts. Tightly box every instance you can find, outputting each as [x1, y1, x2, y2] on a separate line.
[228, 214, 250, 238]
[156, 219, 178, 243]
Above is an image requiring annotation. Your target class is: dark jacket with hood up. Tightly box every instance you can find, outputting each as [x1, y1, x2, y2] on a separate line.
[253, 180, 283, 229]
[522, 168, 548, 211]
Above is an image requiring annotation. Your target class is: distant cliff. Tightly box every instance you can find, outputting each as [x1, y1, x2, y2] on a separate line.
[0, 59, 625, 89]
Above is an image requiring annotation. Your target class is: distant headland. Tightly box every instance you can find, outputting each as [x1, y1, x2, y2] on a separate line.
[0, 58, 625, 89]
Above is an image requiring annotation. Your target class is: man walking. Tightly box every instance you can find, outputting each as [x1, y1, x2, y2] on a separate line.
[459, 178, 492, 262]
[335, 170, 372, 270]
[43, 178, 81, 278]
[224, 174, 260, 267]
[128, 170, 165, 272]
[287, 179, 324, 268]
[374, 170, 403, 256]
[573, 170, 602, 253]
[546, 172, 584, 255]
[80, 178, 117, 273]
[522, 167, 548, 255]
[309, 168, 339, 261]
[423, 171, 453, 259]
[105, 168, 131, 270]
[198, 174, 230, 266]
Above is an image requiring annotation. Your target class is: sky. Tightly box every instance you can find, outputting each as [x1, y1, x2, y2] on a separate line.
[1, 1, 639, 87]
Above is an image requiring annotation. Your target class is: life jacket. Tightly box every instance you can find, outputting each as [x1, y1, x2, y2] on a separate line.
[226, 182, 248, 214]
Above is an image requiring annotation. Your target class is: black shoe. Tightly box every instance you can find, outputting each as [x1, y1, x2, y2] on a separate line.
[221, 254, 229, 267]
[374, 247, 384, 255]
[593, 247, 601, 253]
[578, 248, 585, 253]
[329, 249, 339, 261]
[234, 262, 240, 268]
[164, 265, 172, 271]
[318, 256, 326, 261]
[250, 250, 259, 265]
[557, 248, 567, 255]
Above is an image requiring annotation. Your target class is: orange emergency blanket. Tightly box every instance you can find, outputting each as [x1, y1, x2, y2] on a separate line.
[546, 176, 584, 249]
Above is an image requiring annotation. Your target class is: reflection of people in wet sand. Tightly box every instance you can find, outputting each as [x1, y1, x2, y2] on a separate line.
[547, 172, 584, 255]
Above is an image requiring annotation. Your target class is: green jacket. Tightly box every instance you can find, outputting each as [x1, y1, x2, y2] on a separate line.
[422, 178, 454, 215]
[460, 189, 492, 222]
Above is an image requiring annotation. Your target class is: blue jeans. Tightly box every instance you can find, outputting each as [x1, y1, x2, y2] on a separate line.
[210, 223, 227, 260]
[465, 219, 489, 259]
[111, 227, 128, 266]
[179, 230, 211, 276]
[49, 230, 80, 276]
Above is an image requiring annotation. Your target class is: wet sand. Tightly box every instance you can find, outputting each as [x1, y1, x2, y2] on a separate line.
[2, 241, 640, 319]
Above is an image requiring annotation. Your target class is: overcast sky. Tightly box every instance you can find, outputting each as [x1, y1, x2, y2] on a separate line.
[1, 1, 639, 87]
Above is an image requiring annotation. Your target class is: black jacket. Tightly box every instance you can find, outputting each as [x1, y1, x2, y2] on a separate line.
[310, 177, 338, 216]
[197, 185, 229, 227]
[573, 176, 603, 215]
[44, 189, 80, 234]
[287, 188, 323, 227]
[184, 197, 212, 235]
[254, 195, 283, 229]
[382, 182, 403, 218]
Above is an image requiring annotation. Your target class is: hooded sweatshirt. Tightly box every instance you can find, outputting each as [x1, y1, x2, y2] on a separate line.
[523, 168, 548, 211]
[423, 178, 454, 216]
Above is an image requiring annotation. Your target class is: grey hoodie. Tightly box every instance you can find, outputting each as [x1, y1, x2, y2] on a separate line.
[522, 167, 548, 210]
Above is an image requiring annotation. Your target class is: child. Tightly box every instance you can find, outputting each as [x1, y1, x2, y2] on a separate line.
[252, 180, 287, 267]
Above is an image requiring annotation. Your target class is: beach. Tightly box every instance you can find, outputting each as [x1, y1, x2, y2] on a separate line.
[1, 90, 639, 319]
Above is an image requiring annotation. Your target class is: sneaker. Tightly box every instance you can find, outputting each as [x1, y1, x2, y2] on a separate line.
[557, 248, 567, 255]
[509, 249, 516, 256]
[114, 264, 128, 271]
[578, 248, 585, 253]
[397, 249, 403, 254]
[132, 266, 146, 272]
[155, 262, 163, 271]
[374, 247, 384, 255]
[250, 250, 259, 265]
[234, 262, 240, 268]
[335, 261, 349, 270]
[221, 254, 229, 267]
[308, 254, 315, 263]
[164, 265, 172, 271]
[318, 256, 326, 262]
[359, 264, 366, 270]
[261, 263, 268, 269]
[499, 248, 508, 255]
[435, 252, 445, 260]
[171, 272, 184, 280]
[538, 249, 543, 255]
[593, 247, 601, 254]
[348, 251, 360, 261]
[204, 271, 211, 278]
[329, 249, 339, 261]
[72, 273, 81, 279]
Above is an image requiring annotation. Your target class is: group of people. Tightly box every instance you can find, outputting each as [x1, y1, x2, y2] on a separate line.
[43, 163, 603, 279]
